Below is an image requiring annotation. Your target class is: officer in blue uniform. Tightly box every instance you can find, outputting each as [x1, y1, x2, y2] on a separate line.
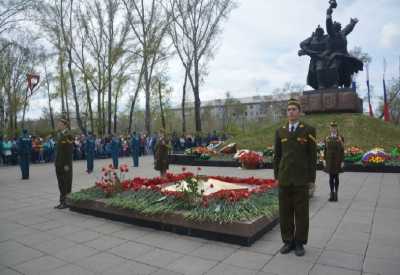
[110, 135, 121, 169]
[130, 132, 140, 167]
[17, 129, 32, 180]
[85, 132, 96, 173]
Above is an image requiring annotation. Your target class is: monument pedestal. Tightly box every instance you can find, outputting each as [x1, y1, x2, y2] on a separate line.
[300, 88, 363, 114]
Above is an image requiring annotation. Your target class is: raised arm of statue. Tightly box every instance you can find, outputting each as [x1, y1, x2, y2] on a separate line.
[300, 36, 313, 51]
[342, 18, 358, 36]
[326, 8, 335, 37]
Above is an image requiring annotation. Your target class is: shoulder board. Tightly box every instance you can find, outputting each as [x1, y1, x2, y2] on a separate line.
[299, 124, 304, 128]
[308, 134, 316, 143]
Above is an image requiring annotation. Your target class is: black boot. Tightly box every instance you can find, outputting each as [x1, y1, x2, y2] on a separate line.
[280, 242, 294, 254]
[295, 243, 305, 257]
[334, 191, 338, 202]
[329, 192, 334, 202]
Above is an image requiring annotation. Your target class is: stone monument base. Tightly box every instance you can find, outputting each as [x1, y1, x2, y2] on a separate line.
[300, 88, 363, 114]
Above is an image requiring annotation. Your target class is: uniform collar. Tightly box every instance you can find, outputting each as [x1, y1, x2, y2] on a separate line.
[286, 121, 302, 132]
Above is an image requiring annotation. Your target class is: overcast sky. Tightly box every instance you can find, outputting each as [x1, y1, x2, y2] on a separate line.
[28, 0, 400, 119]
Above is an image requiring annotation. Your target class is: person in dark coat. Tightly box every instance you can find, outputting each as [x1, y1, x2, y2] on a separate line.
[85, 132, 96, 173]
[130, 132, 140, 167]
[323, 121, 344, 202]
[274, 98, 317, 257]
[154, 130, 169, 177]
[17, 129, 32, 180]
[54, 117, 73, 209]
[110, 135, 121, 169]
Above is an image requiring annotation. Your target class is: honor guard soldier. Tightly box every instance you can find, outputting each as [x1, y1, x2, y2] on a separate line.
[323, 121, 344, 202]
[54, 117, 73, 209]
[154, 129, 169, 177]
[111, 135, 121, 169]
[273, 98, 317, 257]
[85, 132, 96, 173]
[17, 129, 32, 180]
[130, 132, 140, 167]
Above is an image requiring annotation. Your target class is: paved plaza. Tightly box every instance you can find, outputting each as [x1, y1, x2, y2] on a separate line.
[0, 157, 399, 275]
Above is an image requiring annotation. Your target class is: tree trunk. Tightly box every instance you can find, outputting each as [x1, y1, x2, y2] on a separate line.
[59, 53, 66, 114]
[67, 49, 85, 133]
[193, 56, 202, 132]
[158, 80, 166, 130]
[144, 64, 151, 134]
[65, 88, 70, 124]
[21, 88, 29, 129]
[97, 89, 102, 136]
[181, 70, 188, 133]
[44, 65, 55, 130]
[113, 88, 119, 134]
[102, 88, 106, 135]
[108, 71, 112, 135]
[128, 70, 143, 133]
[84, 74, 94, 133]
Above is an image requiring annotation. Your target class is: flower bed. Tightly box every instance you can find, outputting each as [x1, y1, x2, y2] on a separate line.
[67, 165, 279, 245]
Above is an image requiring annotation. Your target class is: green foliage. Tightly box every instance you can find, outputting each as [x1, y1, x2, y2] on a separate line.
[184, 189, 279, 223]
[228, 114, 400, 151]
[67, 187, 106, 202]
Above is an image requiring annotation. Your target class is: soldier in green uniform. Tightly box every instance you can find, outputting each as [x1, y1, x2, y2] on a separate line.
[323, 121, 344, 202]
[54, 117, 74, 209]
[273, 98, 317, 257]
[154, 129, 169, 177]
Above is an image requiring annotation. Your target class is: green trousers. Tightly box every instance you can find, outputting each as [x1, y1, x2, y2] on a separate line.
[279, 186, 309, 245]
[55, 165, 73, 204]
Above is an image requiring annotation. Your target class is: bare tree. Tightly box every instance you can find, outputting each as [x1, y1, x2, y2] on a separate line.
[122, 0, 170, 134]
[34, 0, 71, 121]
[59, 0, 86, 133]
[167, 0, 236, 132]
[0, 38, 37, 134]
[0, 0, 33, 35]
[79, 1, 108, 135]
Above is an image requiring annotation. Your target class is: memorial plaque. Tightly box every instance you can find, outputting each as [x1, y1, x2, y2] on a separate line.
[301, 88, 363, 114]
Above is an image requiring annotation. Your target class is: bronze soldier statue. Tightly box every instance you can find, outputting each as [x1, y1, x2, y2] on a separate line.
[324, 2, 363, 88]
[299, 0, 363, 89]
[54, 117, 73, 209]
[274, 98, 317, 256]
[299, 25, 329, 89]
[323, 121, 344, 202]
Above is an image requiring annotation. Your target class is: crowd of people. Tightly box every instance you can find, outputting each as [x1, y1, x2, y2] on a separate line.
[0, 131, 228, 167]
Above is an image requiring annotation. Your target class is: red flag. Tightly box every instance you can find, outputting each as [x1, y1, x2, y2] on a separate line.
[27, 73, 40, 95]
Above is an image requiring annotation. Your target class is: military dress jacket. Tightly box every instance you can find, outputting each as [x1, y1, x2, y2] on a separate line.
[323, 135, 344, 175]
[273, 122, 317, 187]
[154, 138, 169, 172]
[55, 130, 73, 169]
